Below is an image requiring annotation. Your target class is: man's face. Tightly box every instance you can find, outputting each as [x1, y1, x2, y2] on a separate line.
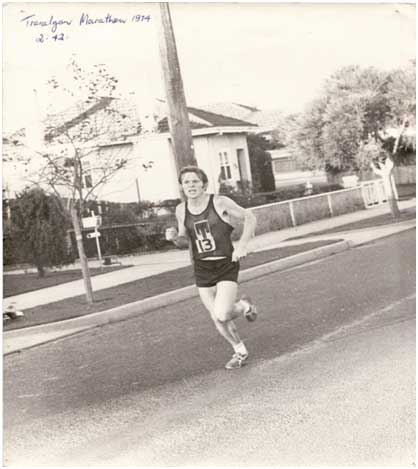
[181, 172, 206, 199]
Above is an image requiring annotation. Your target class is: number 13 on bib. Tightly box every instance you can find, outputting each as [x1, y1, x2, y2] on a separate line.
[194, 220, 216, 253]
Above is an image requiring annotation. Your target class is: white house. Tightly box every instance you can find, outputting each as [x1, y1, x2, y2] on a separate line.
[268, 148, 327, 188]
[200, 102, 329, 188]
[3, 97, 256, 204]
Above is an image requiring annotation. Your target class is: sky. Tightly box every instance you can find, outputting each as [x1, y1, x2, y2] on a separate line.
[2, 1, 416, 134]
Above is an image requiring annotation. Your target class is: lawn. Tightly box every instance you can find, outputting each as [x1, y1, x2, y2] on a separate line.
[3, 265, 131, 298]
[4, 239, 340, 331]
[286, 207, 416, 240]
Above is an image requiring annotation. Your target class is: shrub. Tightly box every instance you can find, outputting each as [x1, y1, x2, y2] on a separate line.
[9, 188, 74, 276]
[3, 223, 24, 266]
[247, 134, 276, 192]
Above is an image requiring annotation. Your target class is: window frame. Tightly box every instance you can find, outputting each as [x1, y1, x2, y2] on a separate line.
[218, 150, 232, 181]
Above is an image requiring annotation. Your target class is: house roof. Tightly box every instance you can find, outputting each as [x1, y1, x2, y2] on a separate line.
[198, 102, 257, 121]
[200, 102, 284, 133]
[44, 97, 115, 141]
[247, 109, 284, 132]
[4, 95, 256, 146]
[186, 106, 257, 128]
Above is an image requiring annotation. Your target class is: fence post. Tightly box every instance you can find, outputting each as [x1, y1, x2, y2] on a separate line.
[289, 201, 297, 227]
[360, 183, 368, 208]
[327, 193, 334, 217]
[378, 180, 387, 203]
[391, 174, 399, 200]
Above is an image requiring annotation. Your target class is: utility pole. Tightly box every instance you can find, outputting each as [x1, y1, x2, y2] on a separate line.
[158, 2, 197, 172]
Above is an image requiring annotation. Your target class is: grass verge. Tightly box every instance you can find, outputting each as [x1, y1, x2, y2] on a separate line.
[4, 240, 339, 331]
[3, 266, 132, 298]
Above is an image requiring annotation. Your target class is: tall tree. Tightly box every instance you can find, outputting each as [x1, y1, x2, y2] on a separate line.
[290, 63, 416, 217]
[12, 188, 71, 277]
[362, 62, 416, 217]
[5, 57, 142, 302]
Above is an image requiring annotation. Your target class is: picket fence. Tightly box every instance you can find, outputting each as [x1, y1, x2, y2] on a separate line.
[247, 179, 389, 237]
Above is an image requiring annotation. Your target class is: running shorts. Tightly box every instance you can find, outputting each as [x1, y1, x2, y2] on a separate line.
[193, 257, 240, 288]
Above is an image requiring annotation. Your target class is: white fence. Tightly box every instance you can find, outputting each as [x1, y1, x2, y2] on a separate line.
[360, 179, 388, 207]
[239, 179, 391, 237]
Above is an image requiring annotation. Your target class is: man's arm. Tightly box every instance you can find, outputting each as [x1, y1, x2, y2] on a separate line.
[215, 196, 257, 261]
[165, 203, 190, 249]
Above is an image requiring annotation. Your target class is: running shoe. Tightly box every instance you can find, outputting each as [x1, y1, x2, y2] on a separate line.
[225, 352, 249, 370]
[241, 295, 258, 322]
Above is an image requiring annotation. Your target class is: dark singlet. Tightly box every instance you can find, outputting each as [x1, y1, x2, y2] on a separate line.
[184, 194, 234, 261]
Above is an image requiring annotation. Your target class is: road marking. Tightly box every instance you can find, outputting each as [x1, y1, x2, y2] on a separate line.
[258, 293, 416, 370]
[318, 293, 416, 345]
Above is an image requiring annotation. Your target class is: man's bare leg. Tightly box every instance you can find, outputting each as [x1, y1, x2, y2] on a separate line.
[198, 286, 241, 347]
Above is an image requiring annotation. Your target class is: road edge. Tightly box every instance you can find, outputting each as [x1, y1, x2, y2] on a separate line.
[4, 240, 351, 355]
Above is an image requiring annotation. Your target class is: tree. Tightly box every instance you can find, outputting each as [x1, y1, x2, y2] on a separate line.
[290, 63, 416, 217]
[363, 62, 416, 217]
[7, 57, 144, 302]
[247, 134, 276, 192]
[12, 188, 72, 277]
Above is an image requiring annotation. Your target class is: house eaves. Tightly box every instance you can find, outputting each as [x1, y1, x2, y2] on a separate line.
[190, 126, 256, 137]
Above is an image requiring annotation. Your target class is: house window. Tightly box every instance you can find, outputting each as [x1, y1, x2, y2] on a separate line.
[219, 151, 232, 180]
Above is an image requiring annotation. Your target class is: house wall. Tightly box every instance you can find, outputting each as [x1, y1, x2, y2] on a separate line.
[94, 143, 137, 203]
[137, 136, 179, 202]
[116, 132, 252, 203]
[3, 131, 252, 205]
[97, 136, 179, 203]
[193, 133, 251, 193]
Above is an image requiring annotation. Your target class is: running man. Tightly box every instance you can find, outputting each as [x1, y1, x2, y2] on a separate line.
[165, 166, 258, 370]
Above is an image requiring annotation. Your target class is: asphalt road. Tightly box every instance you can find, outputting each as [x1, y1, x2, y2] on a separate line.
[4, 229, 416, 466]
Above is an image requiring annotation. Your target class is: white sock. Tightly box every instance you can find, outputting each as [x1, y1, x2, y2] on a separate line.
[233, 342, 248, 356]
[239, 299, 250, 314]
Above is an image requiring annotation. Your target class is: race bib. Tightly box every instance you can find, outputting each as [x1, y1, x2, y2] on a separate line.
[193, 220, 216, 254]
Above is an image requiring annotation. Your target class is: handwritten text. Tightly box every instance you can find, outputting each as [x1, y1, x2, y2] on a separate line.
[21, 14, 72, 33]
[20, 11, 151, 43]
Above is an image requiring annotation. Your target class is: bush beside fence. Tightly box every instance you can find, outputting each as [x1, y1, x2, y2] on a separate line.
[63, 181, 387, 256]
[3, 179, 393, 266]
[67, 217, 177, 259]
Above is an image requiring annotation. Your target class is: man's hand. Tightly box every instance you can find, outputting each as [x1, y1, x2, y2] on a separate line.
[232, 245, 248, 262]
[165, 227, 178, 242]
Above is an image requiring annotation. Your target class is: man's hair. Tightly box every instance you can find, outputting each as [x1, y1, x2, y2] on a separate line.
[178, 165, 209, 185]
